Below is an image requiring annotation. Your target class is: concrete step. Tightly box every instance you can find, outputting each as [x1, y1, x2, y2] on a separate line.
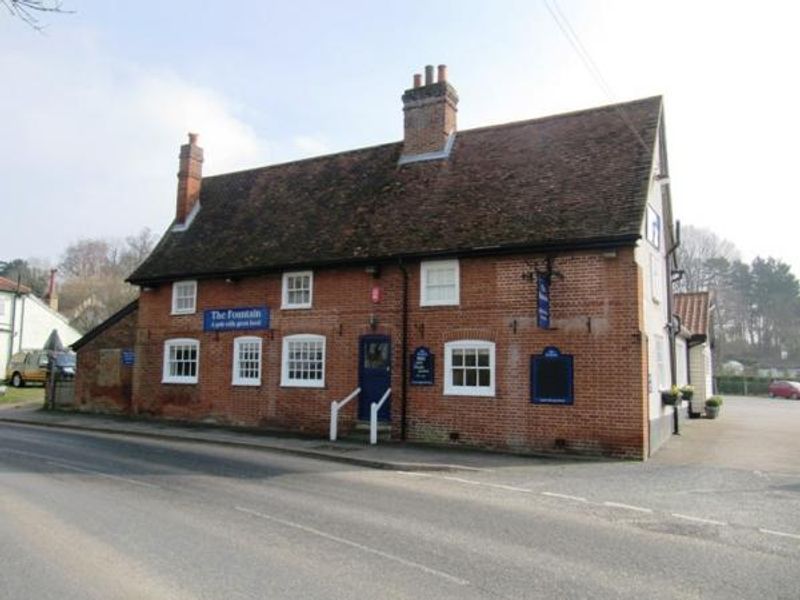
[345, 420, 392, 442]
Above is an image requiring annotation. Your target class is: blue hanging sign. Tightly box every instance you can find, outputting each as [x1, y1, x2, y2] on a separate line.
[410, 346, 435, 385]
[203, 306, 270, 332]
[121, 349, 135, 366]
[537, 275, 550, 329]
[531, 346, 574, 405]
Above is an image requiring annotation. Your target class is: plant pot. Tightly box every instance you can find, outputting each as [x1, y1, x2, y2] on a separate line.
[705, 405, 720, 419]
[661, 392, 680, 406]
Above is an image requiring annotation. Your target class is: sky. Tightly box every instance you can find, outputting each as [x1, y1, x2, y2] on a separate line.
[2, 1, 799, 275]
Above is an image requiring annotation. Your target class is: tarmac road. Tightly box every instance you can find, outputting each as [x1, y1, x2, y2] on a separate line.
[1, 401, 798, 600]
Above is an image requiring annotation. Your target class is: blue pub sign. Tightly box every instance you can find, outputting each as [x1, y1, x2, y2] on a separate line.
[410, 346, 435, 385]
[537, 275, 550, 329]
[203, 306, 270, 332]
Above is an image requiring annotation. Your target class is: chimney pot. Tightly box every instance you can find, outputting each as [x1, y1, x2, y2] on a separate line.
[401, 64, 459, 159]
[188, 132, 198, 145]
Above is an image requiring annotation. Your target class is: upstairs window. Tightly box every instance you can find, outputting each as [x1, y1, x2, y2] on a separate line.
[282, 271, 313, 309]
[420, 260, 460, 306]
[646, 204, 661, 249]
[650, 254, 662, 303]
[232, 336, 262, 386]
[171, 280, 197, 315]
[281, 334, 325, 387]
[163, 339, 199, 384]
[444, 340, 495, 397]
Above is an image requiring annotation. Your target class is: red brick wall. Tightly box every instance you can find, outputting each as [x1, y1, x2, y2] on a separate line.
[75, 307, 138, 414]
[132, 247, 647, 458]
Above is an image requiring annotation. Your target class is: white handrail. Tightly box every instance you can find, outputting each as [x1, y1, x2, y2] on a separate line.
[370, 388, 392, 445]
[330, 387, 361, 441]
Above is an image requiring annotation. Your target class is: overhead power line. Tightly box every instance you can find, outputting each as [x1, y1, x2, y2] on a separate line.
[542, 0, 652, 153]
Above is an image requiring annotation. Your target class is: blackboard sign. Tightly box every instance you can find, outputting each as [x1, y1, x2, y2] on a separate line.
[410, 346, 434, 385]
[531, 346, 574, 405]
[203, 306, 270, 332]
[537, 275, 550, 329]
[121, 349, 135, 366]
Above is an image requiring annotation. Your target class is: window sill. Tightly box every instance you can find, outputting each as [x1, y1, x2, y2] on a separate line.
[280, 305, 312, 310]
[170, 310, 196, 316]
[280, 382, 326, 389]
[232, 381, 261, 387]
[443, 389, 495, 398]
[162, 379, 198, 385]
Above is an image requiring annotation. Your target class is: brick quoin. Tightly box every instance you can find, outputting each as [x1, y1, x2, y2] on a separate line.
[129, 247, 647, 459]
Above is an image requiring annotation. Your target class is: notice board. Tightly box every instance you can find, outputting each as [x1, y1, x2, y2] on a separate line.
[531, 346, 574, 405]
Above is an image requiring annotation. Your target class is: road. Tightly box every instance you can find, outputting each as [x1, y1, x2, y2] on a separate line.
[0, 397, 799, 599]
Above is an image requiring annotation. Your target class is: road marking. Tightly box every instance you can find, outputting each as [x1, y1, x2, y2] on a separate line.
[46, 460, 160, 489]
[603, 501, 653, 513]
[442, 476, 482, 485]
[483, 483, 534, 493]
[671, 513, 727, 526]
[234, 506, 469, 586]
[541, 491, 588, 503]
[759, 528, 800, 541]
[0, 447, 159, 489]
[395, 471, 433, 478]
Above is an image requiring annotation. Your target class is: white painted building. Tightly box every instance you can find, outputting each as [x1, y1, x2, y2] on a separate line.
[633, 130, 680, 455]
[0, 276, 82, 377]
[674, 291, 714, 417]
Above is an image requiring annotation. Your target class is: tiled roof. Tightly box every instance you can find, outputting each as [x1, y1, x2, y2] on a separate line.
[675, 291, 711, 337]
[0, 276, 31, 294]
[129, 96, 662, 284]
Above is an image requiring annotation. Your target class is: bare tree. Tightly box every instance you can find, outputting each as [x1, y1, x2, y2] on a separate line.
[1, 0, 72, 30]
[58, 229, 155, 331]
[676, 225, 740, 293]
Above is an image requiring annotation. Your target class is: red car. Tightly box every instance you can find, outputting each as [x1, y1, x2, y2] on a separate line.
[768, 380, 800, 399]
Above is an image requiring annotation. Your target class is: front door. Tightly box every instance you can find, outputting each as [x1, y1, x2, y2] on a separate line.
[358, 335, 391, 421]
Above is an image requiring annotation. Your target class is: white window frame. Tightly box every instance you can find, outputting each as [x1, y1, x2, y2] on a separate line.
[650, 254, 662, 303]
[646, 204, 661, 249]
[420, 259, 460, 306]
[162, 338, 199, 384]
[281, 271, 313, 309]
[281, 334, 326, 388]
[232, 336, 262, 386]
[654, 334, 667, 393]
[171, 280, 197, 315]
[444, 340, 496, 397]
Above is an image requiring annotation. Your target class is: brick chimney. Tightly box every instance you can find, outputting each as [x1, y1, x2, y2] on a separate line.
[176, 132, 203, 225]
[401, 64, 458, 159]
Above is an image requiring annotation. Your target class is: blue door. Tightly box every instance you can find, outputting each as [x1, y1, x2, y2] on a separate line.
[358, 335, 391, 421]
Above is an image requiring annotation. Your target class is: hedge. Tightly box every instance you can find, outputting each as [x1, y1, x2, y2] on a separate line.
[714, 375, 772, 396]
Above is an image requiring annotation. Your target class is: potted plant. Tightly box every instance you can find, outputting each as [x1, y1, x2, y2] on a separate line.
[705, 396, 723, 419]
[661, 385, 681, 406]
[680, 385, 694, 402]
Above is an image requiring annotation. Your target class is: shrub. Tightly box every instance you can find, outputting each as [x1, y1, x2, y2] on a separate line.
[705, 396, 723, 407]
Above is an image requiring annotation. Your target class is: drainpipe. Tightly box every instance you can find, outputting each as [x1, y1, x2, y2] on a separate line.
[398, 258, 409, 440]
[667, 220, 681, 434]
[18, 294, 26, 352]
[6, 277, 20, 368]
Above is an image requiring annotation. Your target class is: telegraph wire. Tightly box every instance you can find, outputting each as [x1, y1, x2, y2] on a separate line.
[542, 0, 652, 153]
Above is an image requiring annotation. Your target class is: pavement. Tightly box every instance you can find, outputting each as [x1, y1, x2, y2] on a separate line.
[0, 401, 553, 472]
[1, 395, 797, 473]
